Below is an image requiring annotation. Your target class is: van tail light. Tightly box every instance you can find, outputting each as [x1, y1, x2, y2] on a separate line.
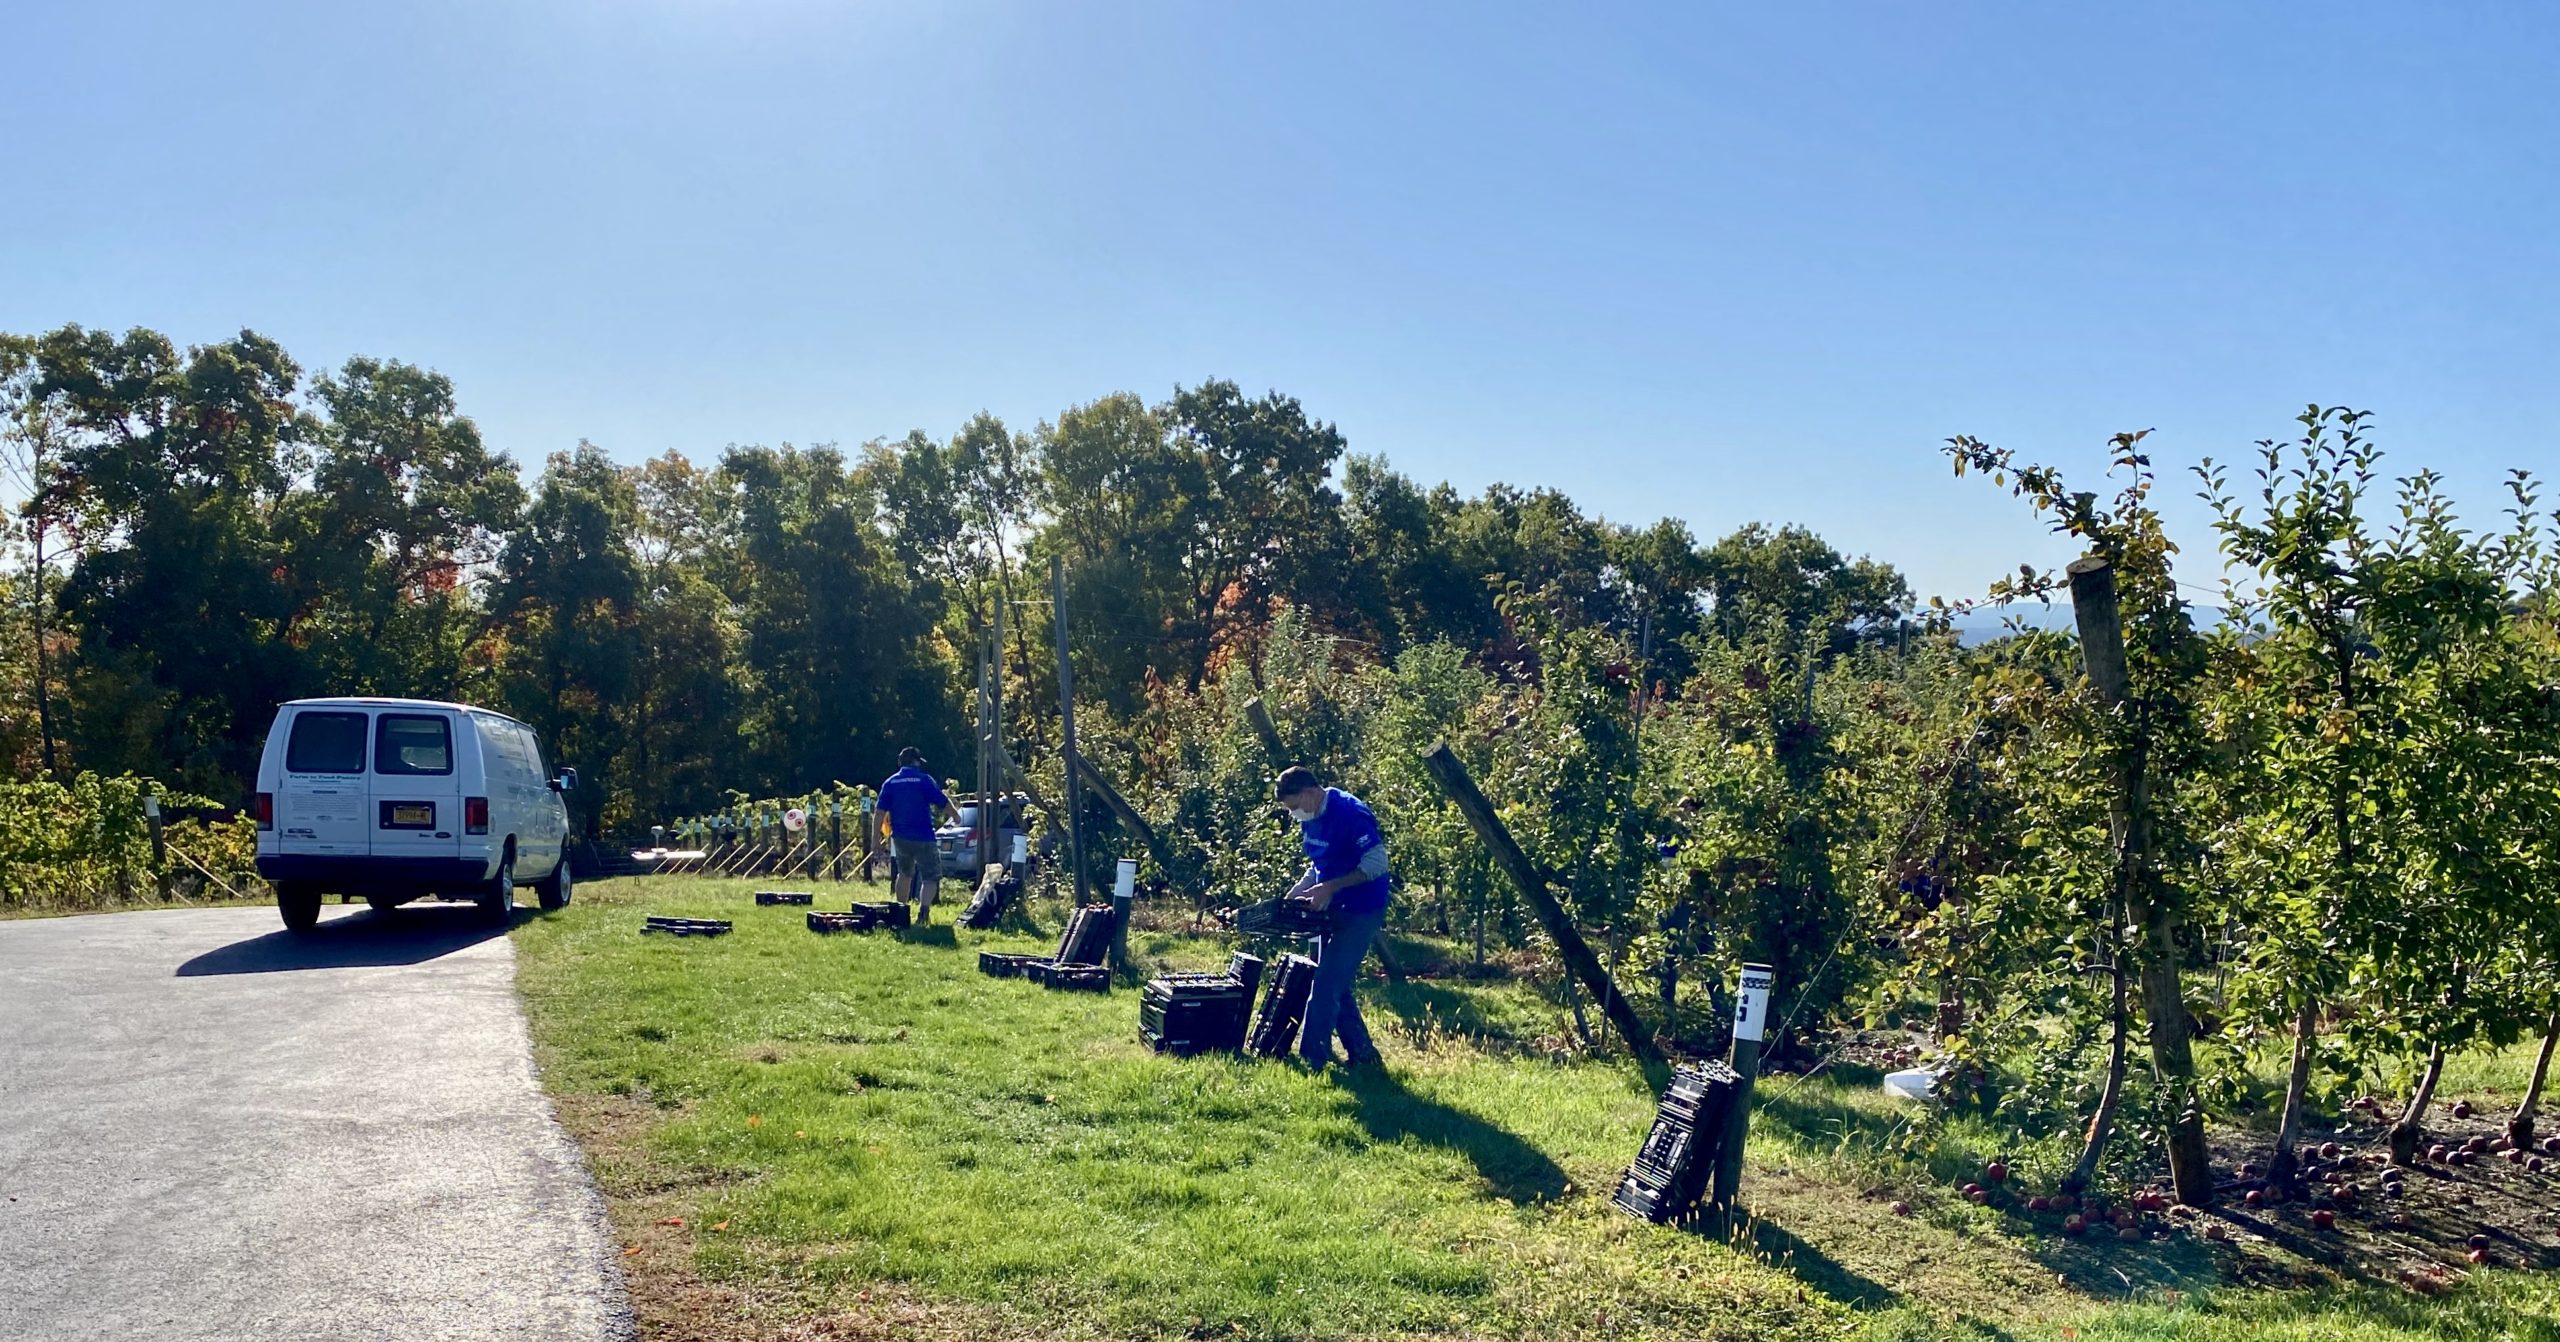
[254, 792, 274, 830]
[964, 828, 978, 846]
[465, 797, 490, 835]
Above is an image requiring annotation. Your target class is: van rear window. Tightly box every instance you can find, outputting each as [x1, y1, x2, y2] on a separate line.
[285, 711, 368, 774]
[375, 714, 454, 776]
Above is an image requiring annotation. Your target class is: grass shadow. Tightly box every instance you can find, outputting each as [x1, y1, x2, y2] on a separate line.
[897, 924, 959, 949]
[1332, 1065, 1569, 1204]
[1377, 978, 1519, 1045]
[1706, 1210, 1906, 1313]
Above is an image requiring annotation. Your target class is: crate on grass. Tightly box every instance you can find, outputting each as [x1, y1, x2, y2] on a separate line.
[1042, 962, 1110, 992]
[642, 916, 732, 937]
[977, 951, 1044, 977]
[1139, 974, 1254, 1054]
[850, 900, 910, 930]
[808, 910, 872, 934]
[960, 868, 1019, 929]
[1246, 953, 1318, 1057]
[1610, 1060, 1740, 1224]
[754, 890, 814, 906]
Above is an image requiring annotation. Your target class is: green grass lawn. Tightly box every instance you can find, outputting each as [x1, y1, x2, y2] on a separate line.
[514, 877, 2560, 1341]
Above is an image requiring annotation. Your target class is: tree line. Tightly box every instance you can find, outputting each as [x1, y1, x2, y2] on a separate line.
[0, 324, 1904, 838]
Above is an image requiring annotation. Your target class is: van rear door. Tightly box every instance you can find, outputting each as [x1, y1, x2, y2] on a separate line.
[368, 710, 464, 864]
[277, 707, 370, 856]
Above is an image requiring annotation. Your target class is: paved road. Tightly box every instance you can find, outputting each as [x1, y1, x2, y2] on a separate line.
[0, 905, 633, 1342]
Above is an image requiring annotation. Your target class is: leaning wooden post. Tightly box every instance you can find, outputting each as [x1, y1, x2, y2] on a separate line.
[1708, 962, 1773, 1214]
[2068, 554, 2212, 1207]
[1243, 696, 1289, 764]
[1054, 555, 1090, 906]
[1421, 741, 1667, 1082]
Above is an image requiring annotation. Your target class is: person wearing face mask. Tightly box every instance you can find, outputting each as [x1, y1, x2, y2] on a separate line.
[1274, 765, 1390, 1070]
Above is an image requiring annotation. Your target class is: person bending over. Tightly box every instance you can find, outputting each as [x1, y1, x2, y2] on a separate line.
[878, 747, 956, 921]
[1275, 765, 1390, 1070]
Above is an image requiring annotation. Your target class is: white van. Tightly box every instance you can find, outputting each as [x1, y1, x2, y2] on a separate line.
[252, 697, 577, 933]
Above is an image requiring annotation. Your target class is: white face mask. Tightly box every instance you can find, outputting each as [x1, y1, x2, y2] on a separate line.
[1286, 803, 1318, 823]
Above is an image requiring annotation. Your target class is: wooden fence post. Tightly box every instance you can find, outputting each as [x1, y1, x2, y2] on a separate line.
[1421, 741, 1667, 1082]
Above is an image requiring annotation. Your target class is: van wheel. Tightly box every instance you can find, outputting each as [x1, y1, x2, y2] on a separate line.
[479, 859, 514, 927]
[364, 894, 407, 915]
[279, 884, 323, 934]
[536, 856, 573, 910]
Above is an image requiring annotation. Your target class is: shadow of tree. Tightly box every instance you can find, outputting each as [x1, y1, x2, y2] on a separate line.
[1700, 1210, 1907, 1313]
[1332, 1065, 1569, 1205]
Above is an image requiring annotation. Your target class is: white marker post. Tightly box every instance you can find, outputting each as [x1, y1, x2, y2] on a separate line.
[1711, 962, 1774, 1214]
[1010, 831, 1030, 881]
[1111, 857, 1138, 966]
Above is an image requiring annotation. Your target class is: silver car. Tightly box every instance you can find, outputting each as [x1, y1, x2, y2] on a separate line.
[935, 796, 1029, 877]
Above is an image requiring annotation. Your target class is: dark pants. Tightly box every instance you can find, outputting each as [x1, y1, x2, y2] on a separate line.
[1301, 906, 1385, 1066]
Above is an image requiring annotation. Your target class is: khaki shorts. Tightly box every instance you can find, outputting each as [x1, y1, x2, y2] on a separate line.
[891, 837, 942, 886]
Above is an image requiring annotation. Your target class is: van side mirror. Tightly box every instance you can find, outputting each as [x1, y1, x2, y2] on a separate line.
[552, 768, 578, 792]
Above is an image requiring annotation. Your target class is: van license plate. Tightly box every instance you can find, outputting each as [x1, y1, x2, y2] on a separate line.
[389, 803, 434, 827]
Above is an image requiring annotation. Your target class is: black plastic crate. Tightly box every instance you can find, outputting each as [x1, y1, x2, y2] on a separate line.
[642, 916, 732, 937]
[754, 890, 814, 906]
[1226, 950, 1266, 1000]
[1610, 1170, 1688, 1223]
[1630, 1115, 1705, 1189]
[1247, 953, 1318, 1057]
[980, 951, 1044, 977]
[978, 951, 1044, 977]
[1043, 962, 1110, 992]
[961, 869, 1019, 929]
[1055, 905, 1117, 966]
[1609, 1062, 1740, 1224]
[1142, 1005, 1250, 1054]
[850, 900, 911, 930]
[1235, 897, 1331, 938]
[808, 910, 871, 934]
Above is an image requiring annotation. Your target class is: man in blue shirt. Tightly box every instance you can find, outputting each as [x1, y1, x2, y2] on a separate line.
[878, 747, 956, 921]
[1276, 765, 1390, 1069]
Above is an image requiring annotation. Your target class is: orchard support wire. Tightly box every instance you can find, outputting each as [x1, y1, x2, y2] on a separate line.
[1422, 741, 1668, 1086]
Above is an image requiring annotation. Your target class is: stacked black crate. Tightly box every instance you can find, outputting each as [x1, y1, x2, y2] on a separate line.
[1610, 1061, 1740, 1223]
[1245, 953, 1318, 1057]
[1138, 970, 1257, 1054]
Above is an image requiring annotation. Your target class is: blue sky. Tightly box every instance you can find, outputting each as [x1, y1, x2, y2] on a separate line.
[7, 2, 2555, 600]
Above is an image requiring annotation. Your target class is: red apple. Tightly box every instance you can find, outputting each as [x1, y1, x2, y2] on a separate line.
[2027, 1196, 2050, 1212]
[2244, 1189, 2265, 1209]
[1890, 1200, 1912, 1217]
[2312, 1209, 2336, 1230]
[2452, 1100, 2474, 1119]
[2469, 1248, 2490, 1266]
[1984, 1161, 2009, 1184]
[2319, 1141, 2342, 1160]
[2429, 1144, 2451, 1163]
[2117, 1225, 2143, 1243]
[2062, 1214, 2086, 1236]
[2468, 1233, 2492, 1250]
[1967, 1188, 1988, 1205]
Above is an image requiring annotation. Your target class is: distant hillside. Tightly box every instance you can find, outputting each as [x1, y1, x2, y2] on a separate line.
[1941, 602, 2228, 646]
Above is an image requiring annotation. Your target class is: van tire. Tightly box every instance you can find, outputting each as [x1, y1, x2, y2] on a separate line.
[479, 859, 514, 927]
[279, 884, 323, 934]
[364, 894, 408, 914]
[535, 856, 573, 910]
